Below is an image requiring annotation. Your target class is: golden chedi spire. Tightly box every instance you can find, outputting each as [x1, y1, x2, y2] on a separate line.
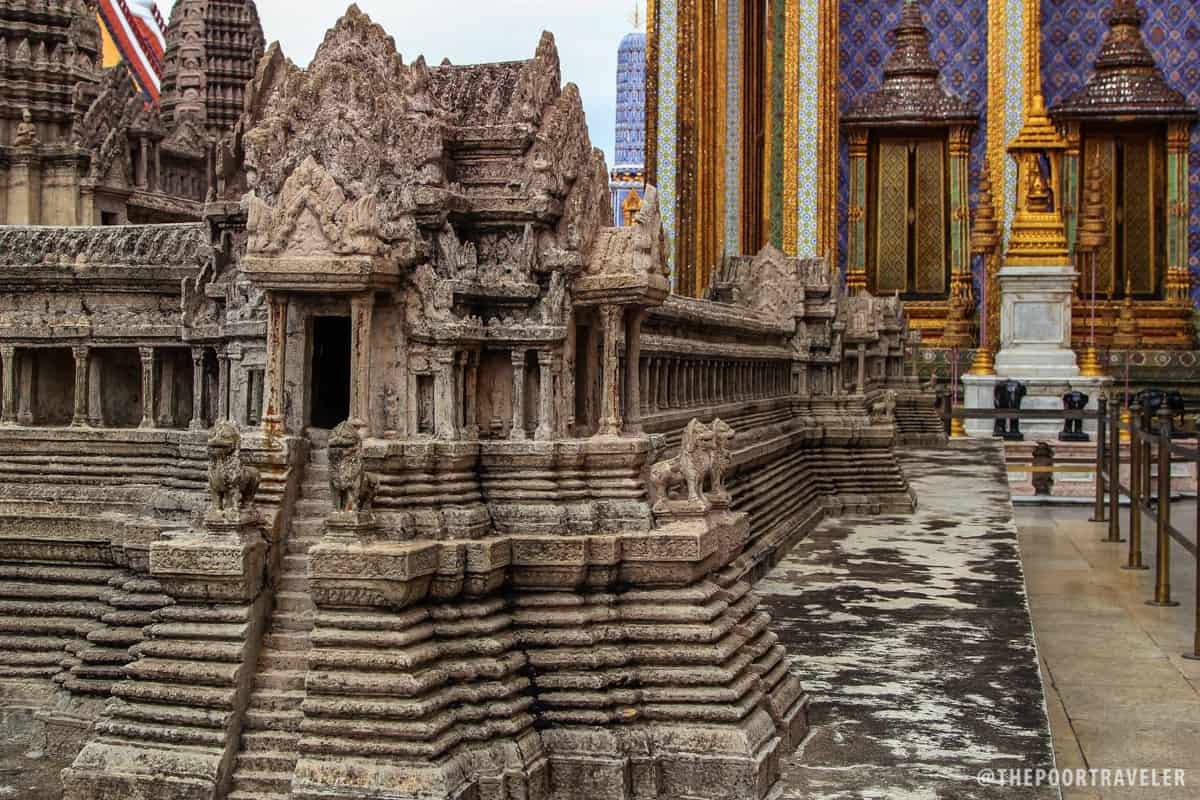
[1004, 0, 1070, 266]
[1075, 145, 1109, 376]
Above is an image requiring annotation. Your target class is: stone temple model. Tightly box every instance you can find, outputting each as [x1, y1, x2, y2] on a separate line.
[0, 7, 918, 800]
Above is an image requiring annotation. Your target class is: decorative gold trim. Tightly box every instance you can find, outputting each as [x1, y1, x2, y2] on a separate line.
[986, 0, 1006, 212]
[783, 0, 799, 256]
[762, 2, 774, 244]
[715, 0, 727, 268]
[646, 0, 659, 187]
[817, 0, 838, 264]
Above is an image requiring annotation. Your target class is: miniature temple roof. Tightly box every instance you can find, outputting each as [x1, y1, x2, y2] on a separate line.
[1049, 0, 1195, 122]
[842, 0, 977, 129]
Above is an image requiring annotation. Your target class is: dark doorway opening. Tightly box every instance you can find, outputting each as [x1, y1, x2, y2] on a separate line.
[310, 316, 352, 430]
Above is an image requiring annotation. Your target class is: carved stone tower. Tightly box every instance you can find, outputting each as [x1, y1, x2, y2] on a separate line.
[0, 0, 102, 145]
[159, 0, 265, 136]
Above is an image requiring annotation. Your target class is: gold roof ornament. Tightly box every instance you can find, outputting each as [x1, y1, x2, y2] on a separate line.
[1004, 0, 1071, 266]
[1076, 146, 1109, 255]
[970, 161, 1001, 256]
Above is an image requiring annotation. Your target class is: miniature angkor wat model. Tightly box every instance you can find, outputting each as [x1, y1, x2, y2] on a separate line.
[0, 8, 916, 799]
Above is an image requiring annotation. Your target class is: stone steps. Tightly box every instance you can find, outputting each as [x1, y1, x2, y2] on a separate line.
[227, 440, 328, 795]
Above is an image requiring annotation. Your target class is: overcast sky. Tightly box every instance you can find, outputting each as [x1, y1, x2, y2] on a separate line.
[169, 0, 639, 167]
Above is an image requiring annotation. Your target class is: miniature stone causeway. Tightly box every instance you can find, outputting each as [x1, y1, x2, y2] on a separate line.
[0, 6, 921, 800]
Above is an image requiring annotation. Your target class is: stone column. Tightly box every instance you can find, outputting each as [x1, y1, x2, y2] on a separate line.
[464, 350, 480, 439]
[856, 343, 866, 395]
[598, 306, 623, 436]
[189, 347, 205, 430]
[17, 352, 33, 426]
[510, 349, 527, 440]
[88, 351, 103, 426]
[648, 359, 659, 413]
[624, 309, 644, 434]
[139, 347, 156, 429]
[0, 346, 15, 425]
[158, 354, 176, 428]
[435, 348, 457, 440]
[217, 347, 231, 421]
[263, 293, 288, 437]
[349, 292, 374, 431]
[537, 350, 557, 440]
[71, 345, 89, 427]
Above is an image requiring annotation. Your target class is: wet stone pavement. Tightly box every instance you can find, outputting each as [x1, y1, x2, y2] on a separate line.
[765, 441, 1056, 799]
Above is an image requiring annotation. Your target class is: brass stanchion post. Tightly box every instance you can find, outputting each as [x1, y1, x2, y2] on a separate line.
[1141, 402, 1153, 509]
[1107, 400, 1121, 543]
[1123, 402, 1146, 569]
[1148, 409, 1179, 607]
[1091, 397, 1107, 522]
[1185, 470, 1200, 661]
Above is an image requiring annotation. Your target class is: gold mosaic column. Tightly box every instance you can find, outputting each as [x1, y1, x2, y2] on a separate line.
[845, 130, 868, 293]
[1165, 121, 1192, 305]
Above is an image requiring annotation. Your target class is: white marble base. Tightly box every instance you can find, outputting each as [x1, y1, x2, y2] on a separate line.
[963, 374, 1000, 439]
[994, 265, 1081, 380]
[1004, 377, 1112, 441]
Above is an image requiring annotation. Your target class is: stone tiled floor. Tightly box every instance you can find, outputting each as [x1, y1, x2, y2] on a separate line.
[1017, 499, 1200, 800]
[766, 442, 1057, 799]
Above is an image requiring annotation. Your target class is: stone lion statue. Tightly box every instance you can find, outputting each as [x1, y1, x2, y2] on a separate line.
[707, 418, 735, 503]
[328, 420, 378, 513]
[870, 389, 897, 424]
[207, 421, 260, 514]
[651, 418, 715, 512]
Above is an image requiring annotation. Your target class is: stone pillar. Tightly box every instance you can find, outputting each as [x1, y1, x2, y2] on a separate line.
[464, 350, 480, 439]
[217, 348, 231, 421]
[0, 346, 15, 425]
[598, 306, 623, 436]
[537, 350, 557, 440]
[624, 309, 644, 434]
[648, 359, 659, 413]
[435, 348, 457, 440]
[510, 349, 527, 440]
[349, 292, 374, 431]
[139, 347, 156, 429]
[17, 352, 33, 426]
[8, 153, 40, 225]
[137, 135, 149, 190]
[158, 354, 176, 428]
[189, 347, 205, 430]
[88, 350, 103, 426]
[856, 343, 866, 395]
[71, 345, 89, 427]
[264, 293, 288, 438]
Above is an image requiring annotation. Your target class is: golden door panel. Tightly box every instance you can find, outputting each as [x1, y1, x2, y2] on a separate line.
[875, 140, 909, 294]
[914, 138, 946, 296]
[1122, 138, 1155, 296]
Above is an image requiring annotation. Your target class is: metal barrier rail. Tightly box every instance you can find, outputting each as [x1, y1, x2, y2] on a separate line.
[949, 400, 1199, 662]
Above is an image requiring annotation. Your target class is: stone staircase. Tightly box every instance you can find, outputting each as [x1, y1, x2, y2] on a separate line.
[227, 431, 330, 800]
[894, 395, 948, 447]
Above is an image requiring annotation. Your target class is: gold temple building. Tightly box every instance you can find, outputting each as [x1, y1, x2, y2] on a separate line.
[646, 0, 1200, 360]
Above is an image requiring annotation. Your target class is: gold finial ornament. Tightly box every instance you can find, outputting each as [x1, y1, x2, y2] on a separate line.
[1076, 145, 1108, 378]
[968, 161, 1001, 375]
[1004, 0, 1070, 266]
[1111, 271, 1140, 350]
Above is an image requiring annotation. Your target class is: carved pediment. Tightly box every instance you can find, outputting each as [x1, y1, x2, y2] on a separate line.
[246, 157, 383, 258]
[162, 116, 210, 160]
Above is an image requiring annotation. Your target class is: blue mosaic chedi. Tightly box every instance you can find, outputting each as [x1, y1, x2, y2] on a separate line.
[1042, 0, 1200, 306]
[611, 30, 647, 228]
[614, 31, 647, 171]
